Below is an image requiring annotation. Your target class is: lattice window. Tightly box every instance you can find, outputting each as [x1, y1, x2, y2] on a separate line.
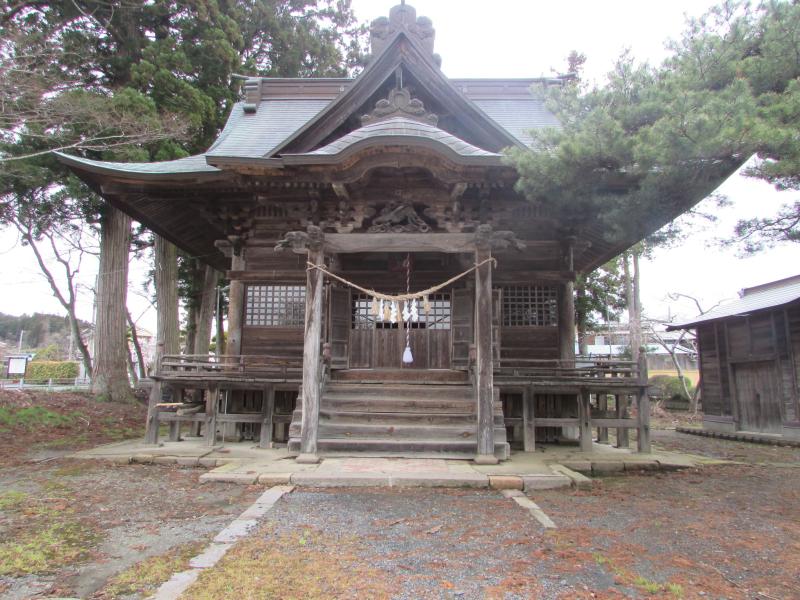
[501, 285, 558, 327]
[351, 293, 451, 330]
[245, 285, 306, 327]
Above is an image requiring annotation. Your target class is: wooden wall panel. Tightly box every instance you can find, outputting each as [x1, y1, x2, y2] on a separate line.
[500, 327, 559, 360]
[241, 326, 303, 356]
[697, 324, 722, 416]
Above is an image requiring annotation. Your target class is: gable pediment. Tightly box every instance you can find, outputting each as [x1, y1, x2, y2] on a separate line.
[270, 28, 523, 158]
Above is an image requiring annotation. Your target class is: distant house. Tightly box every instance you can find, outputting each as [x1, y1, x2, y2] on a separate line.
[668, 275, 800, 440]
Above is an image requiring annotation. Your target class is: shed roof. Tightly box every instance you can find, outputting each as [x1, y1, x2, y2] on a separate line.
[667, 274, 800, 329]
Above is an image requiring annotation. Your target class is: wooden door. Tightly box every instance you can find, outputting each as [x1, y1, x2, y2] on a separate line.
[451, 287, 474, 369]
[734, 361, 782, 433]
[328, 287, 350, 369]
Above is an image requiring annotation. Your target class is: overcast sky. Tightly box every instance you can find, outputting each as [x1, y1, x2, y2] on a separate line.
[1, 0, 797, 334]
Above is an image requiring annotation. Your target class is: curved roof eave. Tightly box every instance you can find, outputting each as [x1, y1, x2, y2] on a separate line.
[281, 135, 505, 168]
[54, 152, 229, 183]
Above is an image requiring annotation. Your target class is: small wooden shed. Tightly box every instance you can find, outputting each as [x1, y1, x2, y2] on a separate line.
[669, 275, 800, 440]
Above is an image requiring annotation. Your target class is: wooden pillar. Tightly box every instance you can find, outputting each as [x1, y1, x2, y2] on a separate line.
[227, 252, 245, 356]
[637, 352, 651, 453]
[144, 379, 162, 445]
[522, 385, 536, 452]
[205, 384, 218, 447]
[298, 228, 324, 463]
[615, 394, 630, 448]
[168, 385, 182, 442]
[259, 384, 275, 449]
[559, 238, 576, 363]
[597, 394, 609, 444]
[578, 389, 593, 452]
[474, 226, 497, 464]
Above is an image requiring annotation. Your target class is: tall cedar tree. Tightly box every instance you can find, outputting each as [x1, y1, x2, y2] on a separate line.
[1, 1, 367, 400]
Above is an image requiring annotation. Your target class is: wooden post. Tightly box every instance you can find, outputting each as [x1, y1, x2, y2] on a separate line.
[597, 394, 609, 444]
[227, 252, 245, 356]
[474, 226, 497, 464]
[637, 351, 651, 453]
[298, 227, 324, 463]
[522, 385, 536, 452]
[168, 385, 182, 442]
[144, 379, 162, 445]
[205, 384, 218, 447]
[260, 384, 275, 449]
[578, 389, 593, 452]
[615, 394, 630, 448]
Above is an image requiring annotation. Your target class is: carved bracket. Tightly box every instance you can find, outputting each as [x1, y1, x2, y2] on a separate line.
[361, 87, 438, 127]
[275, 225, 325, 254]
[475, 225, 525, 252]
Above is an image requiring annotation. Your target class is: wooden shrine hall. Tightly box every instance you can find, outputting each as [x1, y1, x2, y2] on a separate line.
[57, 2, 699, 462]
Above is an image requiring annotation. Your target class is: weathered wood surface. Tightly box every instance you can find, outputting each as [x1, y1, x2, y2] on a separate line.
[205, 385, 218, 447]
[522, 385, 535, 451]
[227, 253, 246, 356]
[637, 353, 651, 453]
[300, 240, 324, 458]
[474, 233, 495, 460]
[260, 385, 275, 448]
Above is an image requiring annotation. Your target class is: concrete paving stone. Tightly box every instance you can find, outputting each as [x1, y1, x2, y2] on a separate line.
[213, 518, 259, 543]
[197, 457, 217, 467]
[214, 458, 238, 466]
[390, 474, 488, 488]
[131, 454, 155, 464]
[175, 456, 199, 467]
[624, 461, 659, 471]
[291, 472, 391, 487]
[591, 461, 625, 474]
[488, 475, 524, 490]
[500, 489, 525, 498]
[560, 460, 592, 472]
[550, 464, 593, 489]
[521, 474, 571, 491]
[150, 569, 200, 600]
[188, 543, 233, 569]
[199, 471, 258, 484]
[153, 456, 177, 465]
[257, 473, 292, 485]
[110, 456, 132, 465]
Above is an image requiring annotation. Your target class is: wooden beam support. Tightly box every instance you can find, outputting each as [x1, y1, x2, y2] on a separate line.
[144, 379, 162, 445]
[298, 227, 324, 463]
[227, 253, 245, 355]
[205, 384, 218, 447]
[615, 394, 630, 448]
[260, 384, 275, 449]
[637, 353, 651, 453]
[474, 226, 498, 464]
[558, 238, 576, 364]
[522, 385, 536, 452]
[578, 390, 593, 452]
[596, 394, 609, 444]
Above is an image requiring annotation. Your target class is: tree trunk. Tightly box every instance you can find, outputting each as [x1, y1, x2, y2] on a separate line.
[126, 309, 145, 383]
[193, 264, 217, 355]
[92, 206, 134, 402]
[575, 282, 589, 355]
[623, 252, 642, 364]
[154, 235, 180, 371]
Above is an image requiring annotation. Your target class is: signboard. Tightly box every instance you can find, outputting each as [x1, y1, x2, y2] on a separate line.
[7, 356, 28, 376]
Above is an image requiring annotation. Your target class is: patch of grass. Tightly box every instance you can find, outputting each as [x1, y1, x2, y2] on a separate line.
[0, 485, 101, 576]
[104, 539, 207, 598]
[0, 520, 98, 576]
[185, 527, 394, 599]
[0, 406, 75, 429]
[0, 490, 28, 511]
[633, 575, 663, 594]
[667, 582, 685, 598]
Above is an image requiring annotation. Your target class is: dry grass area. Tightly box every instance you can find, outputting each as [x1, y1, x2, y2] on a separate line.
[0, 390, 259, 600]
[185, 526, 396, 599]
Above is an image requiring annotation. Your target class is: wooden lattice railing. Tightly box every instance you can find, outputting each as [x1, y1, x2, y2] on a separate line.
[158, 353, 302, 380]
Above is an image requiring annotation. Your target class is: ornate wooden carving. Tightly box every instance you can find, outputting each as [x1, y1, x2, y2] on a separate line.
[361, 87, 438, 126]
[275, 225, 325, 254]
[367, 200, 432, 233]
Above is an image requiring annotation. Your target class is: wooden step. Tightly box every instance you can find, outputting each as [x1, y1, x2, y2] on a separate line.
[288, 437, 510, 458]
[331, 369, 469, 384]
[324, 383, 473, 398]
[318, 410, 505, 426]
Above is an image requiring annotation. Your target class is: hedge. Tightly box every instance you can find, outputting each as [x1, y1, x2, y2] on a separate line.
[24, 361, 80, 381]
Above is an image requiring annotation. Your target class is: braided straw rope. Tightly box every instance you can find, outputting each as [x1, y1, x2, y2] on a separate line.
[305, 257, 497, 302]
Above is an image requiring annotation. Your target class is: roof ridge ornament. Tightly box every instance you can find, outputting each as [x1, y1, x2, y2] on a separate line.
[369, 3, 440, 66]
[361, 87, 438, 126]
